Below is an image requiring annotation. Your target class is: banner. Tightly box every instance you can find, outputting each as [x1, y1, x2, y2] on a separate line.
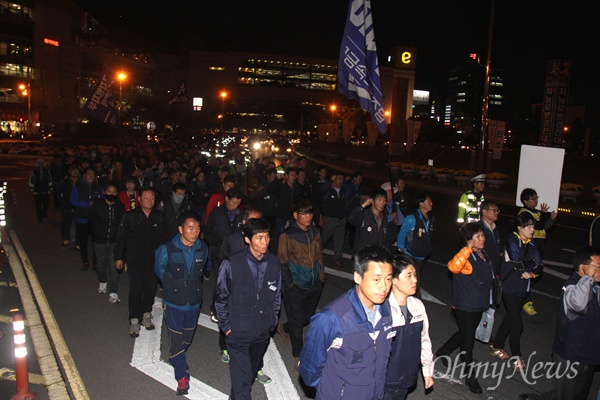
[366, 121, 379, 146]
[168, 82, 189, 104]
[539, 59, 570, 148]
[338, 0, 386, 133]
[318, 124, 328, 141]
[83, 68, 118, 129]
[488, 120, 506, 160]
[342, 120, 355, 144]
[405, 120, 421, 152]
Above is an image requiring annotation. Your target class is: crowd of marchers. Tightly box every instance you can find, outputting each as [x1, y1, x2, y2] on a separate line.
[25, 138, 599, 399]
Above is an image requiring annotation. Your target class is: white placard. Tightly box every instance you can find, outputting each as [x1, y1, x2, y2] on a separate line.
[516, 145, 565, 211]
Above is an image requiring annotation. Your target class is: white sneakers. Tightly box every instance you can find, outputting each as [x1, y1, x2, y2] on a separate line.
[98, 282, 107, 294]
[108, 292, 120, 303]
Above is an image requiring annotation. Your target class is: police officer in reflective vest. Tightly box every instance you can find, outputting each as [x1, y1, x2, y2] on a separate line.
[457, 174, 485, 224]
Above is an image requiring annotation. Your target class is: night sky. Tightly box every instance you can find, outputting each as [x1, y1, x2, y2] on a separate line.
[75, 0, 596, 106]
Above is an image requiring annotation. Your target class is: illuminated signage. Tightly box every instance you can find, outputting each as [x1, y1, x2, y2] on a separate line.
[44, 38, 59, 47]
[393, 47, 416, 70]
[193, 97, 203, 111]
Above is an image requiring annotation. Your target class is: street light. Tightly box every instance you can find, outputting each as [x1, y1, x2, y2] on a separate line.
[330, 104, 336, 124]
[220, 91, 227, 133]
[117, 72, 127, 125]
[19, 83, 31, 134]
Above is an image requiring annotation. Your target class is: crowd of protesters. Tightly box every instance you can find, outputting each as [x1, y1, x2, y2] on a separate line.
[27, 137, 599, 399]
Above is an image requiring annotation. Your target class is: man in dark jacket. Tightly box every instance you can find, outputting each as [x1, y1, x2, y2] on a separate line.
[154, 210, 208, 396]
[28, 157, 53, 223]
[299, 245, 394, 400]
[114, 186, 166, 338]
[479, 200, 503, 275]
[204, 187, 243, 280]
[70, 167, 103, 270]
[215, 218, 281, 400]
[277, 197, 324, 371]
[347, 188, 389, 256]
[157, 181, 193, 238]
[55, 164, 79, 248]
[88, 183, 126, 303]
[269, 166, 301, 237]
[320, 171, 348, 268]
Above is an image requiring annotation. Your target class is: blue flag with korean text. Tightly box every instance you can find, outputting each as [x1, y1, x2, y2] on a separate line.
[338, 0, 386, 133]
[83, 68, 118, 129]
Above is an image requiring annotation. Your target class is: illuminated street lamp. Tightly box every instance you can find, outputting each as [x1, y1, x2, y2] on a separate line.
[19, 83, 31, 134]
[330, 104, 336, 124]
[220, 91, 227, 133]
[117, 72, 127, 124]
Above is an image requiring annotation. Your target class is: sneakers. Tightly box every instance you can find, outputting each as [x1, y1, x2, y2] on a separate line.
[294, 357, 300, 371]
[489, 345, 510, 360]
[203, 269, 211, 280]
[62, 240, 69, 248]
[220, 349, 229, 363]
[255, 369, 272, 385]
[277, 323, 291, 347]
[142, 312, 155, 330]
[98, 282, 107, 294]
[176, 375, 190, 395]
[523, 301, 537, 315]
[108, 293, 120, 303]
[129, 318, 140, 338]
[74, 244, 81, 252]
[210, 311, 218, 323]
[81, 262, 89, 271]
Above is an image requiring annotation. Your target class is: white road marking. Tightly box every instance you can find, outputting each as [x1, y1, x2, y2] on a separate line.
[131, 298, 300, 399]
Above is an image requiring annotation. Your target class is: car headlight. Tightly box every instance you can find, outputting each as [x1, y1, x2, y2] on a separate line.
[253, 142, 261, 150]
[273, 147, 279, 152]
[286, 148, 292, 152]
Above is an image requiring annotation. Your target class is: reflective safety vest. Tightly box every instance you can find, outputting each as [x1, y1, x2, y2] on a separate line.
[457, 190, 484, 223]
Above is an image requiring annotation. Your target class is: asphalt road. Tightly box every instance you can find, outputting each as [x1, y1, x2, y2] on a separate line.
[0, 151, 598, 400]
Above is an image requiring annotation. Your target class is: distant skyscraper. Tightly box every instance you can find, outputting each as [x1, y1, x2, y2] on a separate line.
[445, 53, 505, 142]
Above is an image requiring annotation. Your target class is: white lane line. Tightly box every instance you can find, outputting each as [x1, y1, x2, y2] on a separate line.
[131, 298, 228, 399]
[323, 249, 352, 259]
[132, 298, 300, 399]
[196, 314, 300, 399]
[561, 248, 575, 253]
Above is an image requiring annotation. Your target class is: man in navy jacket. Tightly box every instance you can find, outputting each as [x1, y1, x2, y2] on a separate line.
[299, 245, 394, 400]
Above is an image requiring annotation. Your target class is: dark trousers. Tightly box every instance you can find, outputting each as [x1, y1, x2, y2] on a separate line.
[492, 293, 525, 357]
[165, 305, 200, 381]
[226, 334, 270, 400]
[34, 193, 49, 221]
[75, 221, 94, 264]
[128, 264, 158, 320]
[93, 242, 119, 294]
[60, 208, 73, 242]
[437, 308, 483, 376]
[282, 283, 323, 357]
[553, 352, 596, 400]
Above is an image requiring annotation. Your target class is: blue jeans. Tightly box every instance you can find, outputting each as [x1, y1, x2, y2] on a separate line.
[164, 305, 201, 381]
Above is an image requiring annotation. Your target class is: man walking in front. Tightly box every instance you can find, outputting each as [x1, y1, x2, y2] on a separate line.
[114, 186, 166, 338]
[299, 245, 394, 400]
[88, 183, 126, 303]
[215, 218, 281, 400]
[155, 210, 208, 395]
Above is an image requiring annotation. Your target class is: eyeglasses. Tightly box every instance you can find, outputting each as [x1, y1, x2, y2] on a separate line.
[485, 208, 500, 213]
[529, 196, 539, 200]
